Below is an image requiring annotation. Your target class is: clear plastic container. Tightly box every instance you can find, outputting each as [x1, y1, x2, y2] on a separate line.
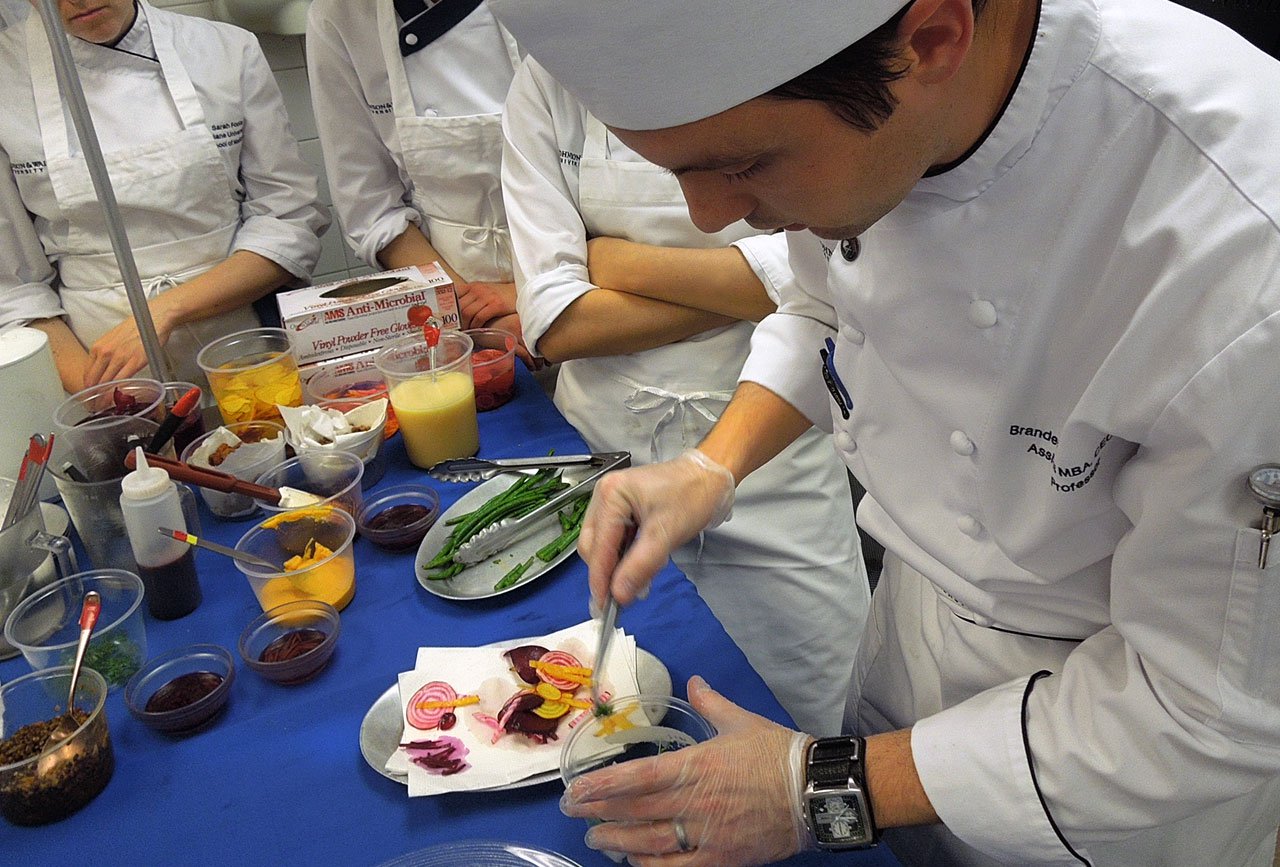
[375, 332, 478, 469]
[124, 644, 235, 733]
[180, 421, 287, 519]
[465, 328, 518, 412]
[3, 570, 147, 690]
[233, 508, 357, 612]
[196, 327, 303, 424]
[254, 450, 364, 521]
[0, 666, 113, 826]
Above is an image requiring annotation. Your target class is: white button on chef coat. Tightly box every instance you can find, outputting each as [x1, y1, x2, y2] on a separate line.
[950, 430, 976, 455]
[968, 298, 998, 328]
[836, 430, 857, 453]
[841, 323, 865, 345]
[956, 515, 983, 537]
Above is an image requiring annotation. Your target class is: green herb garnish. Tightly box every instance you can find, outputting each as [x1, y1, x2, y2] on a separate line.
[61, 632, 142, 686]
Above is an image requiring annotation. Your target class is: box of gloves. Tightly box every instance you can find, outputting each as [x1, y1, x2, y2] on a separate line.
[277, 263, 460, 365]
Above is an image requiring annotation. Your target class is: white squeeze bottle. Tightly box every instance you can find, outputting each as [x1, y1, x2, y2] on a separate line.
[120, 447, 203, 620]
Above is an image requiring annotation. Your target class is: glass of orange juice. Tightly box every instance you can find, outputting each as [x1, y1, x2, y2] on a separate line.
[196, 328, 304, 424]
[375, 332, 478, 469]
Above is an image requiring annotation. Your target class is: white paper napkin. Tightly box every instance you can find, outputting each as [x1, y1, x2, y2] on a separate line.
[188, 426, 285, 476]
[389, 619, 639, 796]
[278, 399, 387, 462]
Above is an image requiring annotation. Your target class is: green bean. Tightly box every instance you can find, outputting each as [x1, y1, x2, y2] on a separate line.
[494, 556, 536, 591]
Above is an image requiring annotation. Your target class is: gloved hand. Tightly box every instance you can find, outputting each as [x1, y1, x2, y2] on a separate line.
[560, 675, 812, 866]
[577, 449, 735, 610]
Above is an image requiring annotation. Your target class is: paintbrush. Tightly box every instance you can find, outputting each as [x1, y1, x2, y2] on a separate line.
[158, 526, 278, 569]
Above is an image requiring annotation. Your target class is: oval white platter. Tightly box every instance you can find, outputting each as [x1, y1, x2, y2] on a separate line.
[358, 647, 672, 789]
[414, 473, 586, 601]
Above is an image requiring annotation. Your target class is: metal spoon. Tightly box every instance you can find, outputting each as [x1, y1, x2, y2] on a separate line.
[43, 591, 102, 750]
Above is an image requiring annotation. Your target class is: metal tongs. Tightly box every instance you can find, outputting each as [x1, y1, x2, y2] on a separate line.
[427, 452, 625, 483]
[448, 451, 630, 564]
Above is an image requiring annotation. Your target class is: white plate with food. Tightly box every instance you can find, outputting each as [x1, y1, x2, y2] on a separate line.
[359, 646, 672, 788]
[414, 471, 592, 601]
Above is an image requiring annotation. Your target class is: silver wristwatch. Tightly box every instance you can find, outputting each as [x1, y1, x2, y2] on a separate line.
[803, 736, 879, 849]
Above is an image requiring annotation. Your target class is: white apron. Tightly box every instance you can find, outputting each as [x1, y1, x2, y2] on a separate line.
[376, 0, 518, 283]
[26, 12, 258, 386]
[561, 116, 868, 735]
[853, 554, 1280, 866]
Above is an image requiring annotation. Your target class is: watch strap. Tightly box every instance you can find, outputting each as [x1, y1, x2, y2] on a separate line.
[808, 736, 864, 789]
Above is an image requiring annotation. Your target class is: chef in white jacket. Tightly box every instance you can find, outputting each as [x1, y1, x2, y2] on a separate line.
[306, 0, 531, 350]
[502, 57, 869, 737]
[0, 0, 328, 391]
[493, 0, 1280, 865]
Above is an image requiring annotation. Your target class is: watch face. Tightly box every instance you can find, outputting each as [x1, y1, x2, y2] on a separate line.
[811, 794, 868, 845]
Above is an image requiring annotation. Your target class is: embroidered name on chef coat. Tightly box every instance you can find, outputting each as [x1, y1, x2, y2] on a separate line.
[210, 120, 244, 149]
[820, 336, 853, 419]
[1010, 425, 1114, 493]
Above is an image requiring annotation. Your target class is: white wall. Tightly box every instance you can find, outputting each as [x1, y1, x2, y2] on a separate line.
[150, 0, 369, 286]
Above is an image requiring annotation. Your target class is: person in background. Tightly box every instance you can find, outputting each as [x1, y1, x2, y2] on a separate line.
[0, 0, 328, 392]
[306, 0, 535, 365]
[501, 57, 870, 737]
[493, 0, 1280, 864]
[0, 0, 28, 29]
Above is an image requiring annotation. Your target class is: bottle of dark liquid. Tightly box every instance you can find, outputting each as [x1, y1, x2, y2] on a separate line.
[134, 548, 202, 621]
[120, 448, 203, 620]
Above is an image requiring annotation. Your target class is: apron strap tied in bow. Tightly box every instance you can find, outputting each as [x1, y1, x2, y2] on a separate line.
[621, 382, 733, 465]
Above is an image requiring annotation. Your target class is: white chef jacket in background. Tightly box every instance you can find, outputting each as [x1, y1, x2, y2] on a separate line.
[306, 0, 519, 278]
[0, 0, 27, 30]
[747, 0, 1280, 861]
[502, 58, 869, 736]
[0, 2, 326, 384]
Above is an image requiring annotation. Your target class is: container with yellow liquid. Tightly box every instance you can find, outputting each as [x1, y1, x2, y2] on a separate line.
[375, 332, 479, 468]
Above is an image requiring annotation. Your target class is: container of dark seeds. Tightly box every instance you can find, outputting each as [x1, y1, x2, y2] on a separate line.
[0, 666, 114, 826]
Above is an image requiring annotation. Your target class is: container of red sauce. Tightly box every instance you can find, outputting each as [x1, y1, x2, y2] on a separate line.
[464, 328, 517, 412]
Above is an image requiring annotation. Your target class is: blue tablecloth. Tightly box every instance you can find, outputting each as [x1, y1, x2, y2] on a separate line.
[1, 366, 899, 867]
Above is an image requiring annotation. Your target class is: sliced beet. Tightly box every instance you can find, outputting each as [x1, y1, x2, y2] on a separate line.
[496, 690, 561, 742]
[503, 644, 549, 685]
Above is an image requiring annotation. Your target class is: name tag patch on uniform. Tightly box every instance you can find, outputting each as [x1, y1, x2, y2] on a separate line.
[1011, 425, 1113, 493]
[210, 120, 244, 149]
[820, 337, 853, 419]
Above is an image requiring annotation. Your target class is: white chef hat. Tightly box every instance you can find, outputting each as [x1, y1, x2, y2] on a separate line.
[489, 0, 911, 130]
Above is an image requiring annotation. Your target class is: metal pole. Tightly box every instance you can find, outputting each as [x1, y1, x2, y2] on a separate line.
[32, 0, 173, 381]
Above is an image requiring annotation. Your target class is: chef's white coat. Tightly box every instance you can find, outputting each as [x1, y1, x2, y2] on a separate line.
[306, 0, 518, 273]
[0, 3, 326, 348]
[502, 58, 869, 736]
[746, 0, 1280, 861]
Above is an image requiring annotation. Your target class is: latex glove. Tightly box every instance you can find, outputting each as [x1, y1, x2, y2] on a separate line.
[578, 449, 734, 610]
[560, 675, 812, 866]
[456, 280, 517, 329]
